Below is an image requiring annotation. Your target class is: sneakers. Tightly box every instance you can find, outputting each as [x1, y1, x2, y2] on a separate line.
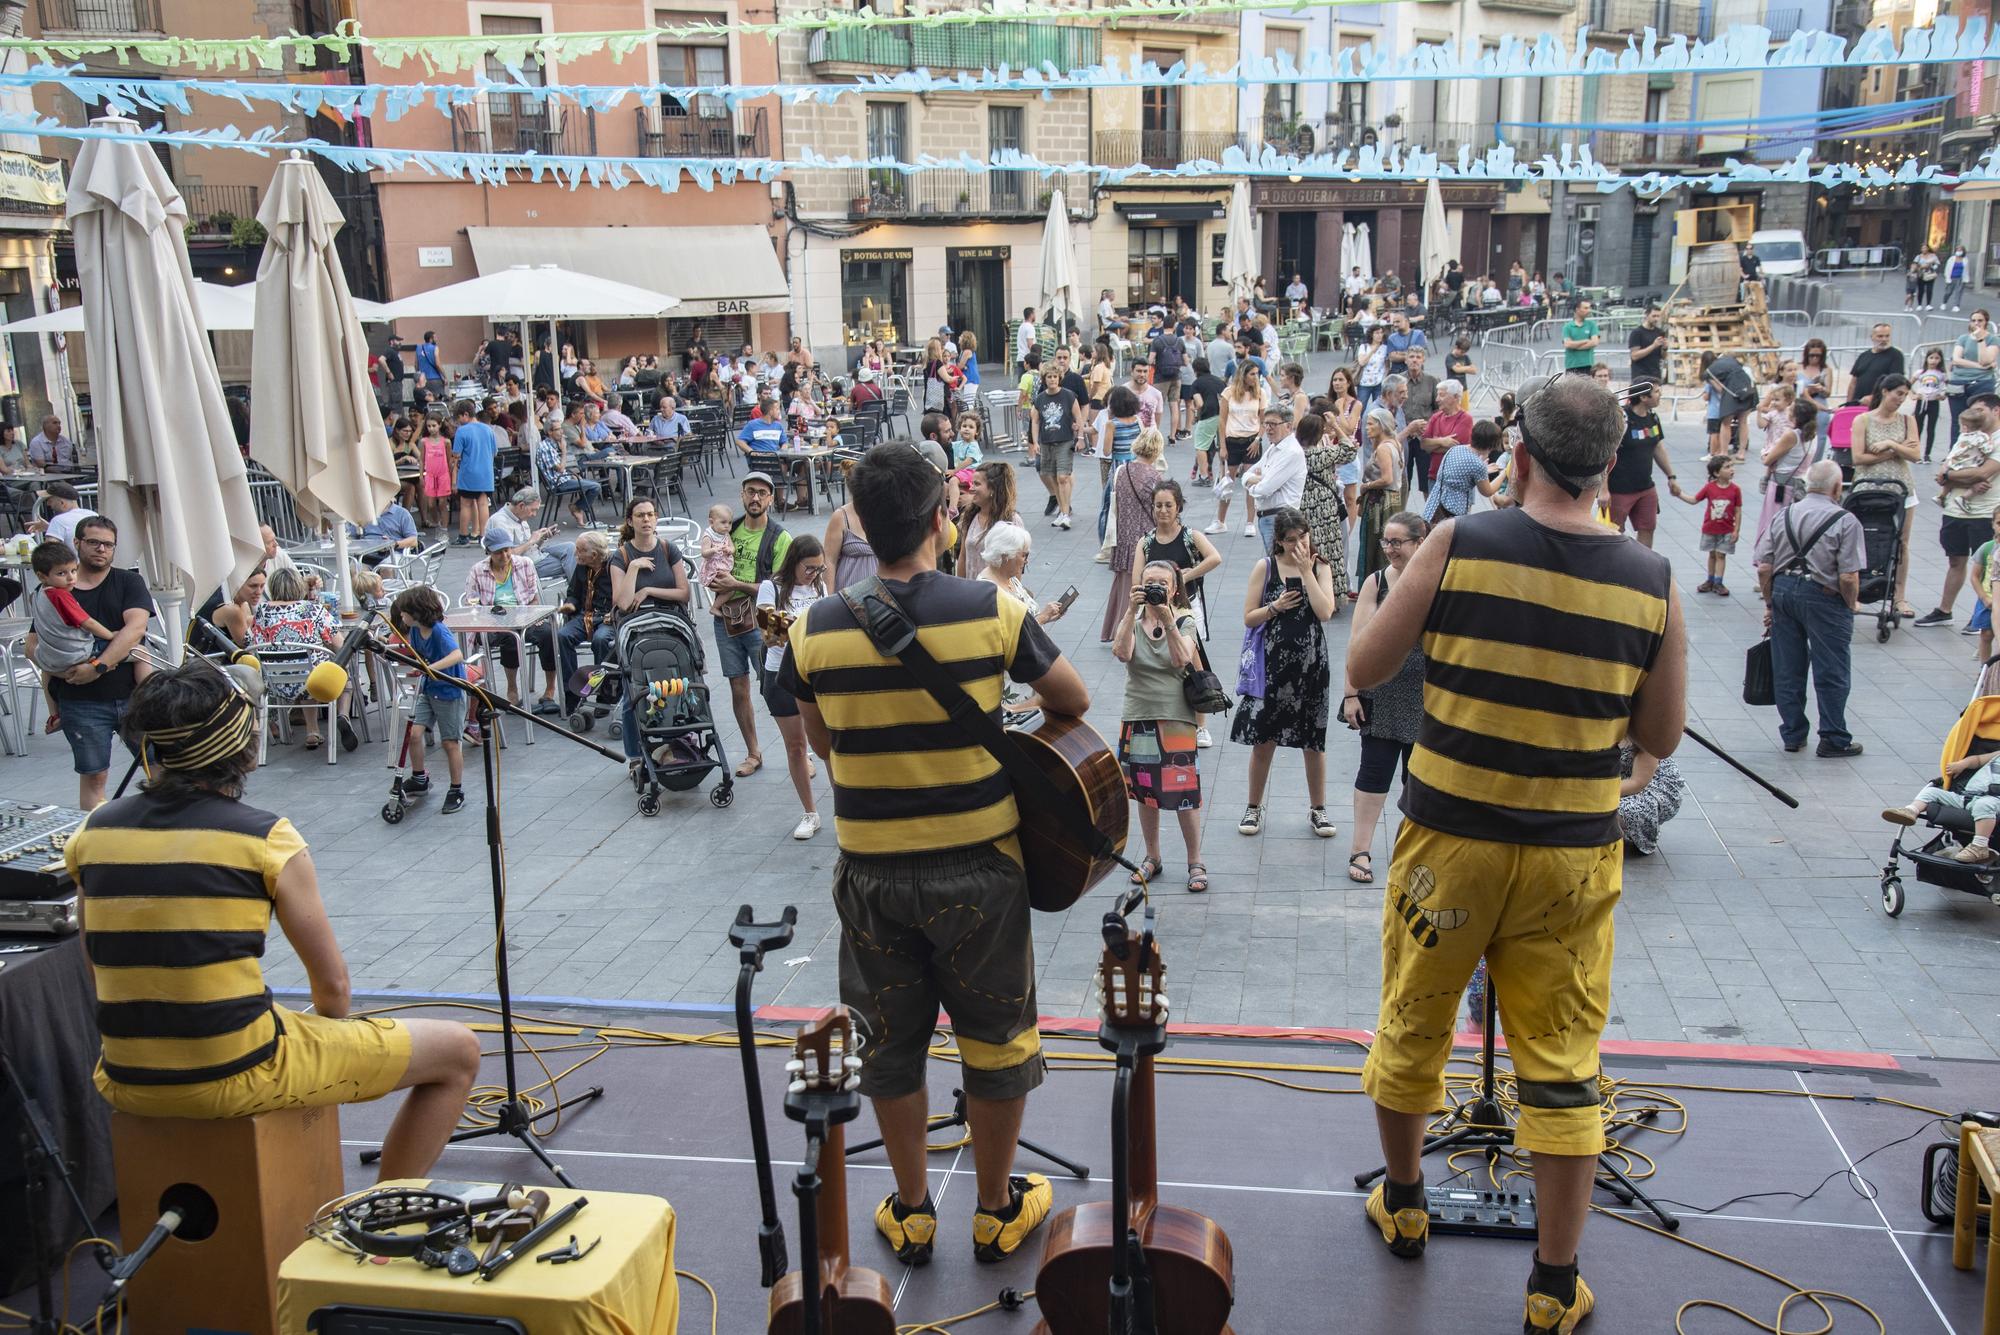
[1524, 1272, 1596, 1333]
[1365, 1183, 1429, 1259]
[875, 1192, 937, 1266]
[1044, 495, 1060, 516]
[1309, 806, 1337, 838]
[1195, 726, 1214, 748]
[1881, 806, 1921, 826]
[1695, 579, 1715, 595]
[1202, 520, 1227, 534]
[1962, 622, 1983, 636]
[1242, 523, 1256, 537]
[1713, 582, 1731, 598]
[441, 786, 466, 814]
[972, 1175, 1052, 1263]
[1954, 843, 1995, 864]
[791, 811, 821, 840]
[1057, 513, 1072, 530]
[1238, 804, 1264, 835]
[404, 770, 432, 793]
[1816, 740, 1864, 758]
[1914, 609, 1954, 628]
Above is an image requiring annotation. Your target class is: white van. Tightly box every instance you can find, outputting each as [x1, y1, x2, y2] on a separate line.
[1747, 229, 1810, 278]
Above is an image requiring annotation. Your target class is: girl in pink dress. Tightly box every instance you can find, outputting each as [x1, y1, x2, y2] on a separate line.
[419, 417, 453, 530]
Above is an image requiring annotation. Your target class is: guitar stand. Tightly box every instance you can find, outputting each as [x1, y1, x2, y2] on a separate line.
[785, 1084, 861, 1335]
[729, 905, 795, 1287]
[1353, 985, 1678, 1233]
[845, 1082, 1092, 1181]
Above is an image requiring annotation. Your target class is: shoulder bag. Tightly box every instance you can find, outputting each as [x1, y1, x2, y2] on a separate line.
[1236, 557, 1279, 698]
[1181, 616, 1233, 714]
[1747, 508, 1848, 707]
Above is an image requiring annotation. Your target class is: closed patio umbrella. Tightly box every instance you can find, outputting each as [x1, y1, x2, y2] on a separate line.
[1420, 178, 1453, 298]
[250, 155, 400, 616]
[1354, 223, 1374, 284]
[1038, 188, 1077, 337]
[1223, 180, 1259, 302]
[69, 116, 262, 659]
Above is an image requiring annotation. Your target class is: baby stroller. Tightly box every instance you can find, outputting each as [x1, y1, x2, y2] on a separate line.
[1842, 478, 1908, 642]
[1878, 659, 2000, 917]
[566, 653, 622, 736]
[616, 610, 734, 816]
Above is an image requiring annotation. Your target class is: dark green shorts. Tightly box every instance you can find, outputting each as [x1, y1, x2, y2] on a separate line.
[833, 842, 1045, 1101]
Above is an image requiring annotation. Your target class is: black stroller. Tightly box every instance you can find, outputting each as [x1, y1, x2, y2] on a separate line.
[1878, 660, 2000, 918]
[617, 610, 734, 816]
[1842, 478, 1909, 642]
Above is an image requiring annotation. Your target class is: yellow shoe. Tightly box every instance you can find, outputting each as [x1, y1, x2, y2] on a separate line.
[972, 1174, 1052, 1262]
[874, 1192, 936, 1267]
[1364, 1184, 1429, 1259]
[1524, 1273, 1595, 1333]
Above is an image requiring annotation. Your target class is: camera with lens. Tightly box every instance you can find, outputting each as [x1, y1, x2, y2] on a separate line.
[1143, 582, 1170, 606]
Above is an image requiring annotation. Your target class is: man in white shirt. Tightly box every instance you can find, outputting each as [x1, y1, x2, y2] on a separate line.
[37, 483, 96, 551]
[1343, 268, 1367, 302]
[1257, 315, 1280, 358]
[598, 403, 641, 439]
[1127, 364, 1165, 430]
[1016, 306, 1037, 367]
[1285, 274, 1309, 307]
[1097, 290, 1127, 337]
[1242, 407, 1309, 545]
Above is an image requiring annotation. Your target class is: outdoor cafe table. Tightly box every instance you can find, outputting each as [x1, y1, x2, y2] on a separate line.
[444, 604, 559, 747]
[764, 445, 835, 517]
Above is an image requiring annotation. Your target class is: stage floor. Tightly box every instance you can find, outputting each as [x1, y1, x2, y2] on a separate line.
[17, 997, 1998, 1333]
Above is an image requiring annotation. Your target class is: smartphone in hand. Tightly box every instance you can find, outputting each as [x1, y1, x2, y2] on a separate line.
[1055, 584, 1080, 613]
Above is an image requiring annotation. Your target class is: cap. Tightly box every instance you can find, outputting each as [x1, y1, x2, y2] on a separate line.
[482, 529, 514, 552]
[856, 366, 876, 382]
[912, 440, 950, 473]
[741, 470, 776, 491]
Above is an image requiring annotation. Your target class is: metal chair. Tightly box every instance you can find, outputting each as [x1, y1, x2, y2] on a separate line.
[0, 619, 41, 756]
[247, 644, 343, 766]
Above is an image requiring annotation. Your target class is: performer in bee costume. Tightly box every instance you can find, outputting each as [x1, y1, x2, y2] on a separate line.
[1345, 374, 1688, 1333]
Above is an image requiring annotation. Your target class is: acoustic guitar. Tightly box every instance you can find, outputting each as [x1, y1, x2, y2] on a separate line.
[1008, 712, 1129, 914]
[1031, 921, 1235, 1334]
[767, 1009, 896, 1335]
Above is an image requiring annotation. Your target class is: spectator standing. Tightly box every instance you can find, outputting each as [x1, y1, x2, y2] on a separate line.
[1949, 309, 2000, 439]
[1150, 323, 1185, 437]
[1945, 246, 1972, 312]
[1296, 414, 1354, 591]
[1704, 351, 1758, 461]
[1561, 299, 1601, 373]
[704, 475, 790, 779]
[1754, 460, 1866, 757]
[416, 331, 444, 394]
[1849, 374, 1921, 619]
[1797, 339, 1835, 442]
[1739, 245, 1762, 293]
[1604, 382, 1682, 548]
[958, 461, 1021, 584]
[1113, 560, 1207, 893]
[1029, 364, 1085, 530]
[449, 402, 495, 546]
[1340, 509, 1427, 884]
[1676, 456, 1744, 595]
[1915, 401, 2000, 628]
[1386, 313, 1426, 375]
[1100, 429, 1164, 641]
[1915, 243, 1942, 310]
[31, 516, 148, 808]
[1353, 408, 1405, 585]
[1356, 326, 1391, 416]
[1913, 348, 1948, 462]
[1244, 407, 1307, 550]
[756, 537, 829, 842]
[1425, 419, 1507, 523]
[1231, 507, 1337, 838]
[1187, 357, 1226, 488]
[1209, 363, 1269, 536]
[1397, 368, 1438, 499]
[1755, 400, 1822, 549]
[1626, 306, 1668, 386]
[1844, 324, 1906, 407]
[1417, 378, 1475, 492]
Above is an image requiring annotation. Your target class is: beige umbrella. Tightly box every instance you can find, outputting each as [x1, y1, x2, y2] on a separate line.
[1223, 179, 1260, 301]
[69, 116, 263, 658]
[250, 156, 400, 615]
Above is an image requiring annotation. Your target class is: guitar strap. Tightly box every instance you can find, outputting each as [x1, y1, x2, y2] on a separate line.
[838, 577, 1126, 869]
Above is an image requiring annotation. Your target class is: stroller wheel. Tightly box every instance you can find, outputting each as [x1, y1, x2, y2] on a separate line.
[570, 710, 592, 731]
[1880, 873, 1905, 918]
[381, 802, 406, 824]
[638, 792, 661, 817]
[608, 719, 623, 740]
[1878, 624, 1892, 643]
[710, 783, 735, 809]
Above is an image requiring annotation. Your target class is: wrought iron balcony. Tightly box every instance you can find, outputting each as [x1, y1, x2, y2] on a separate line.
[635, 105, 769, 159]
[839, 168, 1090, 221]
[450, 97, 597, 158]
[1706, 1, 1802, 38]
[36, 0, 161, 34]
[807, 23, 1100, 74]
[1586, 0, 1700, 36]
[181, 184, 260, 235]
[1094, 130, 1246, 169]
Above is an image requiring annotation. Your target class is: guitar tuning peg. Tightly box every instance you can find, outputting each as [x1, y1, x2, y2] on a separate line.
[1155, 993, 1170, 1011]
[843, 1054, 863, 1071]
[784, 1058, 804, 1074]
[788, 1078, 806, 1095]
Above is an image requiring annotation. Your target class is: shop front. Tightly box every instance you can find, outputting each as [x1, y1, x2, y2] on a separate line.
[840, 246, 912, 352]
[1253, 180, 1502, 299]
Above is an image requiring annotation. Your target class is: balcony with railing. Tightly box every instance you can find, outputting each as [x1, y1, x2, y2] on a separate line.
[1585, 0, 1701, 37]
[1478, 0, 1577, 15]
[807, 24, 1100, 75]
[1706, 1, 1802, 38]
[839, 168, 1091, 221]
[1094, 129, 1246, 169]
[182, 184, 260, 236]
[450, 96, 597, 159]
[36, 0, 162, 34]
[636, 105, 769, 159]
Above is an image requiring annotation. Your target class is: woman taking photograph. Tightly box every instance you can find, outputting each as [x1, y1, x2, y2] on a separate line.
[757, 536, 828, 841]
[957, 460, 1020, 582]
[1101, 427, 1165, 641]
[1232, 507, 1337, 838]
[1115, 560, 1207, 893]
[608, 496, 693, 774]
[1136, 478, 1219, 746]
[1355, 325, 1391, 417]
[1340, 511, 1427, 883]
[1352, 408, 1405, 584]
[1851, 372, 1921, 618]
[1208, 361, 1269, 536]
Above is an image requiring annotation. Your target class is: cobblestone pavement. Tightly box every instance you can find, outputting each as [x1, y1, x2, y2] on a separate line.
[16, 317, 2000, 1061]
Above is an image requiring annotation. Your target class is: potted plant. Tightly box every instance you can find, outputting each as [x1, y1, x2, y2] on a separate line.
[957, 189, 971, 207]
[851, 194, 871, 217]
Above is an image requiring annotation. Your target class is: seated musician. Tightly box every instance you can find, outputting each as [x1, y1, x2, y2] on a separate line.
[780, 440, 1091, 1266]
[64, 661, 481, 1180]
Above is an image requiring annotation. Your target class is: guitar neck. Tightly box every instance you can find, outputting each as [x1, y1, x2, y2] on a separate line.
[818, 1119, 852, 1281]
[1131, 1052, 1159, 1220]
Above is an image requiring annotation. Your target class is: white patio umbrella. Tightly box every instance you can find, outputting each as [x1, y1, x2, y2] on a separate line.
[1420, 178, 1453, 296]
[250, 156, 400, 616]
[68, 117, 263, 660]
[0, 280, 389, 334]
[1223, 179, 1260, 302]
[1340, 223, 1356, 284]
[1354, 222, 1374, 283]
[1037, 188, 1077, 338]
[377, 264, 677, 485]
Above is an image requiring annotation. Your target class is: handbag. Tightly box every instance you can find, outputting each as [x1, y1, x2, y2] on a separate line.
[1743, 636, 1774, 707]
[1236, 558, 1278, 698]
[1183, 629, 1233, 714]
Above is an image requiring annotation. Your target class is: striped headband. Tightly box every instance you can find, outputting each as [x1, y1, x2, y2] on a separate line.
[143, 691, 256, 772]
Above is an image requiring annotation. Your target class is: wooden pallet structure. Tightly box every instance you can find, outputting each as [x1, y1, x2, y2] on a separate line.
[1666, 280, 1780, 386]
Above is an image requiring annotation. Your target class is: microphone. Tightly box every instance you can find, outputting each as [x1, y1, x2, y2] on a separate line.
[108, 1184, 217, 1292]
[306, 613, 380, 704]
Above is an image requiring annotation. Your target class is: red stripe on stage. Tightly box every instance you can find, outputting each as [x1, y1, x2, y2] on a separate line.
[751, 1007, 1905, 1072]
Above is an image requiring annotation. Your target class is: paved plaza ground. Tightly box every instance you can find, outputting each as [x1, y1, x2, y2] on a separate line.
[17, 297, 2000, 1064]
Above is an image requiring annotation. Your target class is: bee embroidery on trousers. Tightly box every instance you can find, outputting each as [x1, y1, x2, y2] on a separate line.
[1392, 865, 1468, 949]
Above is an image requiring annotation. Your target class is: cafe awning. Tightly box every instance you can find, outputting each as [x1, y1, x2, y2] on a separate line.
[467, 225, 789, 319]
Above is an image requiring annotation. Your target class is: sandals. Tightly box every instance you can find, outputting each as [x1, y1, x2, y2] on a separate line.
[734, 753, 763, 778]
[1131, 855, 1163, 886]
[1186, 863, 1208, 893]
[1348, 851, 1374, 883]
[303, 731, 323, 750]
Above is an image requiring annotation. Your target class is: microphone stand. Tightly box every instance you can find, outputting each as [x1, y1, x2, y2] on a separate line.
[356, 624, 623, 1187]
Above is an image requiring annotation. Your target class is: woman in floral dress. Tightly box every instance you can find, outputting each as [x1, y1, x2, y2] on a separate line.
[1298, 410, 1357, 598]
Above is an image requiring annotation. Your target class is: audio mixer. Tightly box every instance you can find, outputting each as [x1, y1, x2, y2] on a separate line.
[0, 799, 84, 934]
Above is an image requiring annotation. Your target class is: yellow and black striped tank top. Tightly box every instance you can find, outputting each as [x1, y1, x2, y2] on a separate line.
[64, 791, 305, 1086]
[1402, 507, 1671, 847]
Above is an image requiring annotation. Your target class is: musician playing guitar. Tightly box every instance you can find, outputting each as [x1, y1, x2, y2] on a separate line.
[779, 440, 1091, 1267]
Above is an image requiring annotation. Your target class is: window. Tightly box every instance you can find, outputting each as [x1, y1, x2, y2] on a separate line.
[1265, 29, 1301, 126]
[1127, 227, 1180, 307]
[990, 105, 1025, 212]
[1696, 76, 1755, 154]
[843, 257, 909, 346]
[1142, 46, 1182, 144]
[481, 14, 544, 152]
[866, 102, 907, 206]
[655, 9, 727, 119]
[1475, 44, 1502, 140]
[1628, 212, 1655, 287]
[1336, 35, 1368, 131]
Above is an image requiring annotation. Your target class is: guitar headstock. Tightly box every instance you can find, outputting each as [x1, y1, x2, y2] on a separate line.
[786, 1007, 863, 1095]
[1097, 925, 1168, 1030]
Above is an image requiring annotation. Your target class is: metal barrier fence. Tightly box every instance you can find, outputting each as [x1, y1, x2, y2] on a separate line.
[1814, 245, 1905, 277]
[70, 464, 312, 549]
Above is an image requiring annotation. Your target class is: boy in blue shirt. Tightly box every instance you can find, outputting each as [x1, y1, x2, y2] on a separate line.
[391, 585, 468, 813]
[450, 402, 497, 547]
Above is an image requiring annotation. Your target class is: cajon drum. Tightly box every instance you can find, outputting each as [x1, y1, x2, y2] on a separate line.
[110, 1105, 344, 1335]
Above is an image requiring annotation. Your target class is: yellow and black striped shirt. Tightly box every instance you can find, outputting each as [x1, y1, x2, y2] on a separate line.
[65, 792, 305, 1086]
[779, 571, 1060, 857]
[1403, 507, 1671, 847]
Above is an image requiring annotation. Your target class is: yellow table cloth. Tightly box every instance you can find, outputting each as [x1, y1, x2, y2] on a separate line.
[276, 1180, 677, 1335]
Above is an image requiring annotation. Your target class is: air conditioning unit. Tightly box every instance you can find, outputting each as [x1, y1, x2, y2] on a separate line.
[1577, 204, 1601, 223]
